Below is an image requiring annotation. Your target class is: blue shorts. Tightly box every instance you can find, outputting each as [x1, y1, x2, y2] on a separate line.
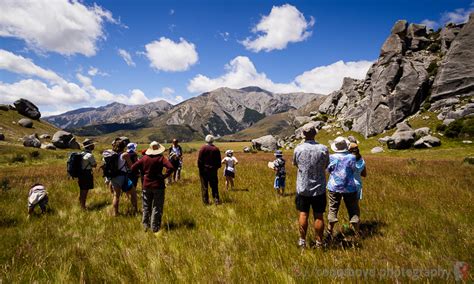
[274, 176, 285, 189]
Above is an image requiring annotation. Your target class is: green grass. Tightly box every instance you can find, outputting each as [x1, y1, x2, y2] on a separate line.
[0, 142, 473, 282]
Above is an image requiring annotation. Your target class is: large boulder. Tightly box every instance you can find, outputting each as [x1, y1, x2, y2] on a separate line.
[431, 15, 474, 100]
[415, 127, 431, 138]
[23, 134, 41, 148]
[413, 135, 441, 148]
[13, 99, 41, 120]
[39, 134, 51, 139]
[294, 121, 325, 139]
[251, 135, 278, 151]
[18, 118, 33, 128]
[387, 123, 416, 149]
[52, 131, 80, 149]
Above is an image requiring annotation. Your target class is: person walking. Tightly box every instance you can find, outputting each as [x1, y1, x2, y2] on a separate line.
[222, 150, 238, 191]
[131, 141, 174, 233]
[272, 150, 286, 196]
[197, 135, 222, 205]
[78, 139, 97, 210]
[292, 125, 329, 249]
[168, 139, 183, 183]
[327, 137, 359, 236]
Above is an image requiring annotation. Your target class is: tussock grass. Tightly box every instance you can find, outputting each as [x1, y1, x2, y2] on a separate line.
[0, 145, 473, 282]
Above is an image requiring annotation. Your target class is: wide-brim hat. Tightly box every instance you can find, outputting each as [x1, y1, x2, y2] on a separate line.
[145, 141, 165, 155]
[225, 149, 234, 155]
[83, 139, 96, 148]
[331, 136, 350, 153]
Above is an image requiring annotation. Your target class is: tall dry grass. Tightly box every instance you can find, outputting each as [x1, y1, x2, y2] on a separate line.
[0, 146, 473, 282]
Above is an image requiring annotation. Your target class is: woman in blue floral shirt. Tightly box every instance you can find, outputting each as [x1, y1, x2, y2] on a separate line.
[327, 136, 360, 236]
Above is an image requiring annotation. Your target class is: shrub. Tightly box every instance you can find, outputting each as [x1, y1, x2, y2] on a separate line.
[10, 154, 26, 163]
[0, 178, 10, 192]
[421, 102, 431, 112]
[435, 123, 446, 132]
[312, 114, 329, 122]
[427, 61, 438, 77]
[29, 151, 40, 159]
[442, 118, 474, 138]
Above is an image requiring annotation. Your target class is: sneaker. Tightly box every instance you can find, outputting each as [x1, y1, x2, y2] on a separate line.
[214, 199, 221, 205]
[298, 238, 306, 249]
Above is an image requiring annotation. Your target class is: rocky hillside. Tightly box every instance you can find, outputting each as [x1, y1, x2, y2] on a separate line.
[45, 100, 172, 130]
[317, 14, 474, 137]
[149, 86, 321, 136]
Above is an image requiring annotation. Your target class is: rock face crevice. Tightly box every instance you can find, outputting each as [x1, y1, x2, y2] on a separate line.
[318, 14, 474, 137]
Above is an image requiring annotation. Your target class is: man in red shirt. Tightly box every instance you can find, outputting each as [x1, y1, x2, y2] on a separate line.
[197, 135, 222, 205]
[131, 141, 174, 233]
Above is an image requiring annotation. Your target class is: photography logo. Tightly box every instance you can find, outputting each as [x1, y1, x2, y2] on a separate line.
[454, 261, 470, 281]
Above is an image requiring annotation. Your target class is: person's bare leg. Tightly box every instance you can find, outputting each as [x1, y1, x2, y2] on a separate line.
[299, 212, 309, 241]
[130, 187, 138, 213]
[225, 177, 230, 191]
[112, 186, 121, 216]
[314, 213, 325, 243]
[229, 177, 234, 190]
[79, 190, 88, 209]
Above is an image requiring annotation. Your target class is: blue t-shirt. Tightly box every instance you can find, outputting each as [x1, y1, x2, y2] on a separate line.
[354, 158, 366, 191]
[327, 152, 357, 193]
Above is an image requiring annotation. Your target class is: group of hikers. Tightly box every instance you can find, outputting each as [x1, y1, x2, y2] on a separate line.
[27, 123, 367, 248]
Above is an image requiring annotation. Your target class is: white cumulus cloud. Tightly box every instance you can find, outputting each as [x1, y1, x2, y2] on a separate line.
[0, 50, 157, 113]
[145, 37, 198, 72]
[242, 4, 314, 52]
[118, 49, 136, 67]
[0, 49, 64, 84]
[187, 56, 373, 95]
[0, 0, 117, 56]
[421, 4, 473, 31]
[88, 66, 108, 76]
[161, 87, 175, 96]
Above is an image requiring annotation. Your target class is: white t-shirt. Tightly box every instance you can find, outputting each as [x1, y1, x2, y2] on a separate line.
[222, 156, 238, 172]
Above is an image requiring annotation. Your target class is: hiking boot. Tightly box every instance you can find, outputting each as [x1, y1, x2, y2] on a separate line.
[298, 238, 306, 249]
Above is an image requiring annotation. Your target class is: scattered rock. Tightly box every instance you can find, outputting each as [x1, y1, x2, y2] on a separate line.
[41, 143, 57, 150]
[251, 135, 278, 151]
[413, 135, 441, 148]
[294, 121, 325, 139]
[13, 99, 41, 120]
[0, 133, 4, 141]
[388, 131, 415, 149]
[18, 118, 33, 128]
[422, 116, 430, 120]
[52, 131, 80, 149]
[0, 104, 9, 111]
[462, 140, 472, 144]
[23, 134, 41, 148]
[415, 127, 431, 138]
[371, 146, 384, 154]
[39, 134, 51, 139]
[443, 119, 455, 125]
[463, 156, 474, 165]
[243, 146, 251, 153]
[293, 116, 312, 127]
[378, 136, 393, 143]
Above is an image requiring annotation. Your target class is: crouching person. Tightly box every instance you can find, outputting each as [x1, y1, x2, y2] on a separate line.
[28, 183, 48, 216]
[131, 141, 174, 234]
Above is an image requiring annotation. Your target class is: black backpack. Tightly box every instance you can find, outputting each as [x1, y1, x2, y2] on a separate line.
[67, 152, 85, 178]
[102, 150, 120, 178]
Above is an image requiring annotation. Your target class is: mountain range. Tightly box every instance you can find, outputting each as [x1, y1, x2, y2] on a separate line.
[44, 87, 322, 140]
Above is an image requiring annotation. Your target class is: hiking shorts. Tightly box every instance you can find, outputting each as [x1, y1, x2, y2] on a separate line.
[110, 175, 126, 190]
[274, 176, 285, 189]
[78, 170, 94, 190]
[295, 193, 327, 217]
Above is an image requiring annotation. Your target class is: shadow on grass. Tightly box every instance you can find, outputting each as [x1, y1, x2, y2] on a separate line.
[0, 216, 18, 228]
[283, 192, 296, 197]
[230, 188, 249, 192]
[88, 200, 110, 211]
[163, 218, 196, 231]
[325, 220, 386, 250]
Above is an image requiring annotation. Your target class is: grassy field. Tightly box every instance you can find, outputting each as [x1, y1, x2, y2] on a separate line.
[0, 141, 473, 282]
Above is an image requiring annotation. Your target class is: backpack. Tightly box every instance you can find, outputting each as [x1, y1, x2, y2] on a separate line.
[67, 152, 85, 178]
[102, 150, 120, 178]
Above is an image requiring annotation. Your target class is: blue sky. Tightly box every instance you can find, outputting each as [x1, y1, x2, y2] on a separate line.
[0, 0, 473, 115]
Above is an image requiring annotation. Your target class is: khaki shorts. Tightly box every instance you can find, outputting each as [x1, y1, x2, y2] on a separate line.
[328, 191, 360, 224]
